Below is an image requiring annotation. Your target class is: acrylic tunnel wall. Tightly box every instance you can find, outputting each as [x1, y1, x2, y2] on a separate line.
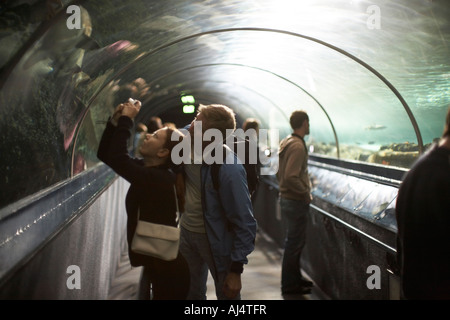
[0, 0, 449, 299]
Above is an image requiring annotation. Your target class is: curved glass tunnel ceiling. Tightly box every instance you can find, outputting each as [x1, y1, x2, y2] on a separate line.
[0, 0, 449, 210]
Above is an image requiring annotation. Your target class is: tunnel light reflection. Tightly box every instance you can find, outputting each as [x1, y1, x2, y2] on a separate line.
[181, 95, 196, 104]
[183, 105, 196, 114]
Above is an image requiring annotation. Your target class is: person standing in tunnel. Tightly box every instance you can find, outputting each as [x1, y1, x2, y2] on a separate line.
[97, 99, 190, 300]
[242, 117, 262, 200]
[147, 116, 163, 133]
[132, 122, 147, 157]
[276, 110, 314, 295]
[395, 106, 450, 300]
[179, 104, 257, 300]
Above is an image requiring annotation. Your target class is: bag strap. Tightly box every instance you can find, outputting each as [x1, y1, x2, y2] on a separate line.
[173, 185, 180, 226]
[137, 185, 180, 227]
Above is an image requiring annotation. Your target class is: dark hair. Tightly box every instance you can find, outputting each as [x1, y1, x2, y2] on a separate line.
[163, 127, 184, 153]
[136, 122, 147, 133]
[147, 116, 163, 133]
[161, 127, 185, 208]
[290, 110, 309, 130]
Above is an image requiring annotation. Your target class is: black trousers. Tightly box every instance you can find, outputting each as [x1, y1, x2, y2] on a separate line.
[138, 252, 190, 300]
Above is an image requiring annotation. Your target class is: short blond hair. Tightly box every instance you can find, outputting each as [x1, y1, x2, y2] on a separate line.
[197, 104, 236, 139]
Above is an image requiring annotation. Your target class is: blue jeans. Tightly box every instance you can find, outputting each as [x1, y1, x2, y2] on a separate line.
[280, 198, 310, 291]
[179, 226, 240, 300]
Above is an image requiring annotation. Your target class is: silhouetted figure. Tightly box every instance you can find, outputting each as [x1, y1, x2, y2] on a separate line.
[241, 117, 262, 200]
[133, 122, 147, 157]
[147, 116, 163, 133]
[396, 107, 450, 300]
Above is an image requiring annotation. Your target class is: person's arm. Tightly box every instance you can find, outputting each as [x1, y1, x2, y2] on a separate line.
[108, 118, 175, 187]
[97, 120, 116, 166]
[218, 159, 257, 298]
[101, 100, 175, 187]
[97, 104, 125, 165]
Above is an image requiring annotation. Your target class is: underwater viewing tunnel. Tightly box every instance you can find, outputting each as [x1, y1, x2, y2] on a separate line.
[0, 0, 449, 299]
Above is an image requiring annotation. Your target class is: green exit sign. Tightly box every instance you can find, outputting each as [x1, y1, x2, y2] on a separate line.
[181, 95, 196, 113]
[183, 105, 195, 114]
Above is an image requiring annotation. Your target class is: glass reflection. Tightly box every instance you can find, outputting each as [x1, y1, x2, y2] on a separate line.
[0, 0, 448, 211]
[0, 2, 143, 209]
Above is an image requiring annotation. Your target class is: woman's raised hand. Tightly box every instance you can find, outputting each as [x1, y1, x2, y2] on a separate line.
[121, 98, 142, 119]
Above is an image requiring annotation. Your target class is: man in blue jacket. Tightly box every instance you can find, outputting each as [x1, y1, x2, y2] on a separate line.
[179, 104, 257, 300]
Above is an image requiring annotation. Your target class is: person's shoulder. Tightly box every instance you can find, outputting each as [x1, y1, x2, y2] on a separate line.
[221, 145, 245, 171]
[414, 146, 448, 166]
[285, 138, 304, 152]
[406, 146, 449, 179]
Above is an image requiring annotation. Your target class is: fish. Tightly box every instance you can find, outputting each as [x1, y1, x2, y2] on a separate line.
[365, 124, 386, 130]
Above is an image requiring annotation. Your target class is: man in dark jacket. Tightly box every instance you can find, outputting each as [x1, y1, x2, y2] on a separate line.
[396, 107, 450, 299]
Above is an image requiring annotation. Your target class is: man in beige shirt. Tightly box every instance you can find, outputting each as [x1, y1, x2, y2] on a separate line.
[276, 110, 313, 295]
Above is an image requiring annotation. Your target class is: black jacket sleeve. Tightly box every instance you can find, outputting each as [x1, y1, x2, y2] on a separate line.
[97, 118, 117, 166]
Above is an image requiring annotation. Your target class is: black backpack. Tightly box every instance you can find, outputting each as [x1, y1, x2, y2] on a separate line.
[210, 135, 259, 198]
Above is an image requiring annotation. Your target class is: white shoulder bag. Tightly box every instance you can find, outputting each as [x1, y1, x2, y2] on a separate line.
[131, 186, 180, 261]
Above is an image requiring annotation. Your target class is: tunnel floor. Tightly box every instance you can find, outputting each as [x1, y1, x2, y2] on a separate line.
[107, 231, 322, 300]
